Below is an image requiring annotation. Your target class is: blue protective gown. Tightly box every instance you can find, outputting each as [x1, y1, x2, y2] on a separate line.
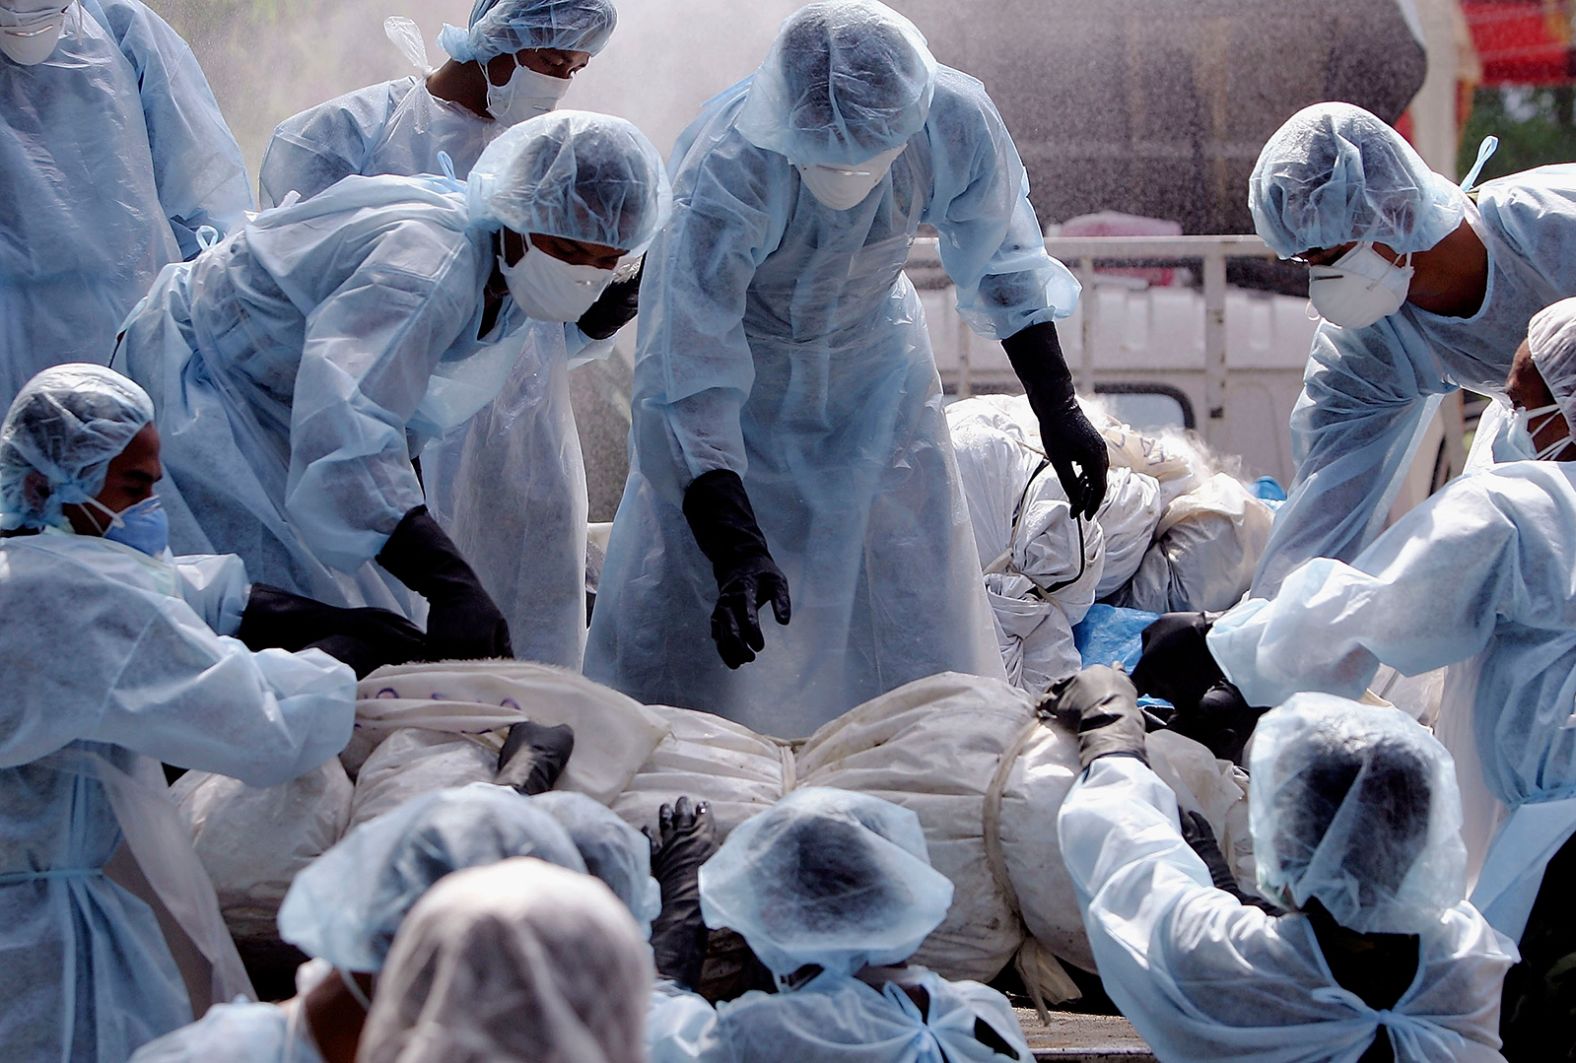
[713, 967, 1030, 1062]
[256, 77, 594, 666]
[0, 0, 251, 405]
[0, 531, 355, 1062]
[1213, 460, 1576, 943]
[258, 76, 495, 210]
[1059, 756, 1514, 1062]
[584, 68, 1079, 736]
[113, 173, 528, 612]
[1252, 166, 1576, 597]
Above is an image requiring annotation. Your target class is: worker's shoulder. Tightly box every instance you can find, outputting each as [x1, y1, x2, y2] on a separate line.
[926, 66, 1009, 133]
[273, 77, 417, 140]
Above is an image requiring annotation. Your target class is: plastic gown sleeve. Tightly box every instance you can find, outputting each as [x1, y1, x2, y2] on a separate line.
[1213, 467, 1559, 711]
[285, 231, 483, 570]
[638, 147, 783, 481]
[924, 73, 1079, 338]
[0, 582, 353, 787]
[172, 552, 251, 636]
[1251, 318, 1451, 597]
[1058, 757, 1266, 1047]
[85, 0, 253, 253]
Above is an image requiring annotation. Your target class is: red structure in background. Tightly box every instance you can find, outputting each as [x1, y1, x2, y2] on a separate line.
[1463, 0, 1573, 85]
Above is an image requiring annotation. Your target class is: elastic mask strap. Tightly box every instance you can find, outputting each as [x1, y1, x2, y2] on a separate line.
[1460, 135, 1499, 194]
[339, 967, 372, 1012]
[80, 496, 121, 535]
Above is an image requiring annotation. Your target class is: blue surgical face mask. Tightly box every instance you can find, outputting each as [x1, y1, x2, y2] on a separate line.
[84, 494, 170, 557]
[1493, 401, 1571, 464]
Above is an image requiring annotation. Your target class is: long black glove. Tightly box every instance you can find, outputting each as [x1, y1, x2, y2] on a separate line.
[236, 584, 427, 678]
[576, 260, 643, 341]
[683, 470, 791, 669]
[1166, 681, 1266, 767]
[1131, 611, 1223, 710]
[646, 797, 718, 989]
[1179, 810, 1279, 912]
[1046, 665, 1148, 768]
[495, 721, 575, 795]
[376, 505, 512, 661]
[1002, 321, 1109, 519]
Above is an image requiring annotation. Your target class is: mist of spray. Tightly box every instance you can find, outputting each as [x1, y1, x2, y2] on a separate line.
[160, 0, 808, 179]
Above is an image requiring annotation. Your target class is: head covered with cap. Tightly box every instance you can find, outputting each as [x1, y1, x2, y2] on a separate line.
[1249, 694, 1467, 934]
[359, 858, 651, 1063]
[699, 787, 953, 979]
[0, 364, 154, 531]
[1526, 297, 1576, 437]
[466, 110, 670, 254]
[735, 0, 937, 168]
[1249, 102, 1465, 259]
[440, 0, 617, 64]
[278, 783, 587, 973]
[531, 791, 662, 937]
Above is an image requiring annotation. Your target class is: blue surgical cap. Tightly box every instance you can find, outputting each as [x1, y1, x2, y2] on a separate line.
[699, 787, 954, 978]
[0, 364, 154, 531]
[466, 110, 671, 254]
[735, 0, 938, 167]
[1249, 695, 1467, 935]
[532, 791, 662, 938]
[440, 0, 617, 64]
[1248, 103, 1465, 258]
[277, 784, 587, 973]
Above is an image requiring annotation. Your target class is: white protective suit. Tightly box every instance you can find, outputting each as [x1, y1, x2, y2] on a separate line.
[1060, 756, 1514, 1062]
[1211, 460, 1576, 943]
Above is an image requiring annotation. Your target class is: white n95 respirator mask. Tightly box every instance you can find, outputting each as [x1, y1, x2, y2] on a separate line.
[486, 61, 572, 126]
[1306, 243, 1414, 330]
[1493, 401, 1573, 463]
[0, 1, 72, 66]
[796, 145, 907, 211]
[500, 236, 614, 322]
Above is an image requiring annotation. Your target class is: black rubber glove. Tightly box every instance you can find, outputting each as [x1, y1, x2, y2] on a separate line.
[1166, 681, 1266, 766]
[1001, 321, 1109, 519]
[495, 721, 575, 795]
[1179, 810, 1280, 912]
[236, 584, 427, 678]
[376, 505, 512, 661]
[576, 260, 643, 341]
[1047, 665, 1149, 769]
[683, 470, 791, 669]
[645, 797, 718, 989]
[1131, 611, 1223, 710]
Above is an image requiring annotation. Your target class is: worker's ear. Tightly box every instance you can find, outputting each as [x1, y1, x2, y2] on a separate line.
[20, 470, 51, 515]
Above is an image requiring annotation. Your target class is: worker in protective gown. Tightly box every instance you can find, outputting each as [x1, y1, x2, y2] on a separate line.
[258, 0, 630, 668]
[586, 0, 1104, 736]
[1057, 670, 1515, 1062]
[113, 113, 669, 662]
[1246, 102, 1576, 597]
[1134, 296, 1576, 1056]
[0, 365, 370, 1062]
[259, 0, 616, 209]
[691, 787, 1032, 1060]
[0, 0, 252, 405]
[361, 859, 652, 1063]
